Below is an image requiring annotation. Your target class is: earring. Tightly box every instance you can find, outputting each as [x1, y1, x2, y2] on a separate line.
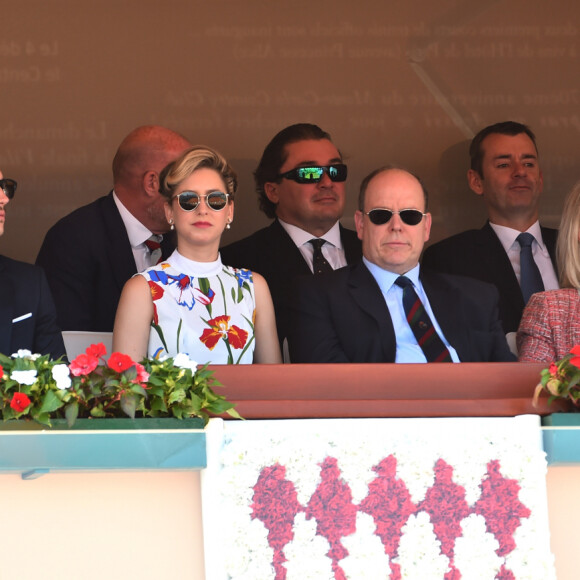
[226, 219, 231, 230]
[169, 218, 174, 231]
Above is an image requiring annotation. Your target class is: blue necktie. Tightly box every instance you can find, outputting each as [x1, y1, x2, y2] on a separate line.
[517, 233, 544, 303]
[395, 276, 452, 363]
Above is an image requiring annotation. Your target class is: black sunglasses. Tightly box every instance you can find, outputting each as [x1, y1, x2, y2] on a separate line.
[172, 191, 229, 212]
[0, 179, 17, 199]
[278, 164, 347, 184]
[365, 208, 426, 226]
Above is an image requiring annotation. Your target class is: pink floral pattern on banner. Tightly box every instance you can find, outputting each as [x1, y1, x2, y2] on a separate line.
[473, 459, 531, 557]
[250, 455, 532, 580]
[305, 457, 357, 579]
[251, 464, 300, 579]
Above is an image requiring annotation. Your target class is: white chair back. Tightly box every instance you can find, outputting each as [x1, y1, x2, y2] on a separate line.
[505, 332, 519, 357]
[62, 331, 113, 361]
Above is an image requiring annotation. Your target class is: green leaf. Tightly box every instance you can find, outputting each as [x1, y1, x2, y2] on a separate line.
[65, 402, 79, 427]
[39, 390, 64, 414]
[120, 394, 137, 418]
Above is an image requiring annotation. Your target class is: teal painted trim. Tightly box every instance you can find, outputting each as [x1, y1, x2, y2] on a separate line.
[542, 414, 580, 465]
[0, 429, 207, 476]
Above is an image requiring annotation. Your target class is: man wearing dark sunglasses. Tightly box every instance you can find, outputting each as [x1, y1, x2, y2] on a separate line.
[0, 171, 65, 358]
[36, 126, 191, 332]
[288, 167, 514, 364]
[221, 123, 361, 350]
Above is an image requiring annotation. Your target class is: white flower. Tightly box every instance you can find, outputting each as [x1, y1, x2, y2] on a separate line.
[11, 349, 39, 360]
[173, 353, 197, 370]
[10, 369, 38, 385]
[51, 364, 72, 389]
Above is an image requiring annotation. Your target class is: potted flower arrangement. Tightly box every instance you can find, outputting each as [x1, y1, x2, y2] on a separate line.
[0, 343, 240, 428]
[534, 345, 580, 409]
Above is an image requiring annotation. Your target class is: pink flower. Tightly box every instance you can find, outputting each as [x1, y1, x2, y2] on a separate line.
[10, 392, 31, 413]
[107, 352, 135, 373]
[134, 363, 150, 385]
[549, 362, 558, 377]
[69, 353, 99, 376]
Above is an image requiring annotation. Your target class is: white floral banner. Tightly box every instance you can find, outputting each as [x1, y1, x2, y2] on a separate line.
[201, 416, 555, 580]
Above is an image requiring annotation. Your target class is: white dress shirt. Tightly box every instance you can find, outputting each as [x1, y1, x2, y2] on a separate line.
[363, 259, 460, 363]
[112, 191, 160, 272]
[278, 219, 347, 272]
[490, 221, 559, 291]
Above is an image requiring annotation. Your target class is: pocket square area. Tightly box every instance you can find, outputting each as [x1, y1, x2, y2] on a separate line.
[12, 312, 32, 323]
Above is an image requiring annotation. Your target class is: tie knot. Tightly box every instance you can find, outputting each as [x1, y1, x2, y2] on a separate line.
[394, 275, 412, 289]
[145, 235, 162, 252]
[309, 238, 326, 251]
[517, 232, 534, 249]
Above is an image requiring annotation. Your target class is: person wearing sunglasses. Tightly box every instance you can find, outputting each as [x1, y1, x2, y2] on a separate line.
[0, 171, 65, 358]
[288, 167, 515, 364]
[36, 125, 192, 333]
[113, 146, 281, 365]
[221, 123, 362, 352]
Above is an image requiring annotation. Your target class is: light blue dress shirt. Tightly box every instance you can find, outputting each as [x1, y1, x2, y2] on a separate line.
[363, 258, 460, 363]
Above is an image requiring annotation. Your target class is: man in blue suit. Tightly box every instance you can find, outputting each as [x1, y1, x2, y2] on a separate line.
[0, 174, 64, 358]
[36, 126, 191, 332]
[289, 167, 514, 363]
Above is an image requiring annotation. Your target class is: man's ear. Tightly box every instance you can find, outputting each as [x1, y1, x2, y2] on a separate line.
[354, 210, 364, 241]
[467, 169, 484, 196]
[143, 170, 159, 197]
[265, 182, 279, 204]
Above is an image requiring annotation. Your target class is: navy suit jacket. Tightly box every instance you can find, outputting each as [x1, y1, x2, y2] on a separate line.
[220, 219, 362, 346]
[421, 222, 558, 333]
[0, 256, 65, 358]
[36, 193, 175, 332]
[288, 261, 515, 363]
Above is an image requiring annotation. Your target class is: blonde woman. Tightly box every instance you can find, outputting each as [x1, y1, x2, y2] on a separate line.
[113, 146, 281, 364]
[517, 180, 580, 361]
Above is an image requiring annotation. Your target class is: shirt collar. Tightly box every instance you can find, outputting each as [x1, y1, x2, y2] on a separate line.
[112, 191, 155, 248]
[489, 220, 545, 252]
[278, 218, 343, 249]
[363, 258, 421, 291]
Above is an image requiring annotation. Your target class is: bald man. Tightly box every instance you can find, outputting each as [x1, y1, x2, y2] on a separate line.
[36, 125, 191, 331]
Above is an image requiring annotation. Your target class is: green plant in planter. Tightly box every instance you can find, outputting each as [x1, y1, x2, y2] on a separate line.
[534, 345, 580, 408]
[0, 345, 240, 427]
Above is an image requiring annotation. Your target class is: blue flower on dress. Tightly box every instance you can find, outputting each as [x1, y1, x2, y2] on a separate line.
[234, 269, 252, 288]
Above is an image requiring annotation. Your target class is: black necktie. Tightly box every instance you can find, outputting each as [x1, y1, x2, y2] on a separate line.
[309, 239, 333, 275]
[394, 276, 452, 363]
[145, 235, 163, 266]
[517, 232, 544, 303]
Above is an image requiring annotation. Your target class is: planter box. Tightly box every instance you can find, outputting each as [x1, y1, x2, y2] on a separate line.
[542, 413, 580, 465]
[0, 417, 207, 478]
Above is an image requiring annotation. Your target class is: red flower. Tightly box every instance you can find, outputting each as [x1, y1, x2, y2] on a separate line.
[107, 352, 135, 373]
[69, 353, 99, 376]
[549, 362, 558, 377]
[134, 363, 150, 385]
[200, 315, 248, 350]
[148, 281, 164, 301]
[0, 364, 3, 377]
[10, 392, 31, 413]
[86, 342, 107, 359]
[570, 345, 580, 368]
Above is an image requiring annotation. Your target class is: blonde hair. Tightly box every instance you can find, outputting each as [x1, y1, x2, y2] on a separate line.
[159, 145, 237, 201]
[556, 180, 580, 289]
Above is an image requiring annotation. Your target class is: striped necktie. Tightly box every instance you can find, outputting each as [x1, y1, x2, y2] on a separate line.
[144, 235, 163, 266]
[394, 276, 452, 363]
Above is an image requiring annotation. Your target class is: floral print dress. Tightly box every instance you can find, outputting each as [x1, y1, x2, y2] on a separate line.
[138, 250, 256, 364]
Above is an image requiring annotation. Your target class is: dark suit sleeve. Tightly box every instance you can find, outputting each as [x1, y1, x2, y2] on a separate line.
[33, 268, 66, 359]
[288, 275, 350, 363]
[36, 219, 98, 331]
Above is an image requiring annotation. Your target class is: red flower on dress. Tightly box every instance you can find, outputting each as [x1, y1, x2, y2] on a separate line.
[69, 353, 99, 376]
[570, 345, 580, 368]
[200, 315, 248, 350]
[86, 343, 107, 359]
[10, 392, 31, 412]
[148, 280, 164, 301]
[107, 352, 135, 373]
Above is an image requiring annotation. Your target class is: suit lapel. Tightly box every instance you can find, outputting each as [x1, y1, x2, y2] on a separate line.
[347, 261, 397, 360]
[0, 257, 14, 355]
[339, 225, 363, 264]
[270, 220, 312, 276]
